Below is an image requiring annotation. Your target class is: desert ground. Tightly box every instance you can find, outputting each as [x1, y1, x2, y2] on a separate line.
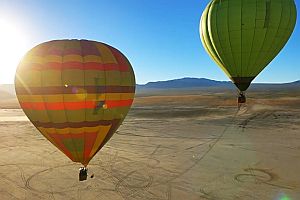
[0, 88, 300, 200]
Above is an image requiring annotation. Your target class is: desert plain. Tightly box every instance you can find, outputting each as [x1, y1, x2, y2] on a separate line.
[0, 86, 300, 200]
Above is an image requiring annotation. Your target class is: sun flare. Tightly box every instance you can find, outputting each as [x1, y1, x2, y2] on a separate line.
[0, 19, 30, 84]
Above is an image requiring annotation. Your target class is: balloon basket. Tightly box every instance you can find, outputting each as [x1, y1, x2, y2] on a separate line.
[79, 167, 88, 181]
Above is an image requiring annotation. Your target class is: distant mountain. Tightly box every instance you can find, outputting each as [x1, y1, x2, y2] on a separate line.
[284, 80, 300, 86]
[1, 78, 299, 96]
[137, 77, 231, 89]
[137, 77, 300, 89]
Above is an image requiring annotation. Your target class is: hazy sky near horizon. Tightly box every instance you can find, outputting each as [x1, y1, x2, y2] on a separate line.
[0, 0, 299, 84]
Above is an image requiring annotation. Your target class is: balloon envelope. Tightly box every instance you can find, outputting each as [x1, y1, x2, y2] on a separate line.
[200, 0, 297, 91]
[15, 40, 135, 166]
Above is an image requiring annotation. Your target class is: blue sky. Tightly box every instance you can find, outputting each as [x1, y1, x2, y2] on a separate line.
[0, 0, 299, 84]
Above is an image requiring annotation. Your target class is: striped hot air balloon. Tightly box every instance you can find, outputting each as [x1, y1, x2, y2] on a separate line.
[15, 39, 135, 167]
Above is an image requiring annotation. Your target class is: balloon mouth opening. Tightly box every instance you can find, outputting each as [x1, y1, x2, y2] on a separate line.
[81, 163, 89, 168]
[231, 76, 255, 92]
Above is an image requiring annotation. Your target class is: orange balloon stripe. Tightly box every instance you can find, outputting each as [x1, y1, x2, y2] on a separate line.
[15, 86, 135, 95]
[20, 99, 133, 110]
[20, 62, 129, 71]
[106, 99, 133, 108]
[83, 133, 98, 163]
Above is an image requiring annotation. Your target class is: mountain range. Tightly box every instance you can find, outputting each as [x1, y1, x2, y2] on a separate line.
[137, 77, 300, 90]
[1, 78, 299, 99]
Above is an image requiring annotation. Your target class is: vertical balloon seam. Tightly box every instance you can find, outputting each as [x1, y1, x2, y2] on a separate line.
[86, 42, 103, 165]
[46, 42, 63, 156]
[44, 45, 63, 155]
[240, 0, 245, 78]
[205, 2, 221, 63]
[217, 1, 235, 75]
[214, 0, 236, 77]
[200, 16, 219, 66]
[246, 0, 261, 77]
[91, 43, 103, 162]
[115, 44, 122, 162]
[214, 0, 229, 75]
[248, 0, 295, 82]
[79, 41, 88, 163]
[201, 1, 232, 80]
[72, 41, 85, 162]
[117, 45, 122, 139]
[33, 44, 61, 152]
[240, 0, 243, 78]
[261, 0, 276, 69]
[88, 43, 98, 164]
[244, 1, 267, 79]
[92, 46, 130, 157]
[40, 43, 65, 157]
[41, 45, 63, 152]
[86, 41, 95, 164]
[81, 40, 87, 165]
[103, 46, 119, 146]
[209, 1, 231, 71]
[286, 0, 297, 50]
[201, 2, 228, 76]
[97, 43, 109, 162]
[235, 0, 244, 79]
[264, 0, 288, 72]
[251, 0, 286, 77]
[245, 0, 258, 77]
[250, 0, 278, 76]
[241, 0, 251, 77]
[95, 43, 106, 161]
[87, 47, 104, 163]
[261, 0, 295, 76]
[208, 1, 229, 72]
[246, 1, 269, 80]
[222, 0, 233, 78]
[74, 40, 85, 162]
[84, 40, 94, 165]
[226, 0, 239, 79]
[213, 2, 234, 78]
[62, 41, 79, 162]
[90, 43, 111, 163]
[254, 0, 284, 77]
[63, 41, 80, 162]
[104, 43, 109, 147]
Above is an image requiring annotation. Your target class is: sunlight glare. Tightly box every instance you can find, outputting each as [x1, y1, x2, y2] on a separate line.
[0, 18, 30, 84]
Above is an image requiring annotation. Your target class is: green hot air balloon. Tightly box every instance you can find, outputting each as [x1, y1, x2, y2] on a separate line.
[200, 0, 297, 104]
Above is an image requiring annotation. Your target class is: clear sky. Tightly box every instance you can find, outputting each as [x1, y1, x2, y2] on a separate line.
[0, 0, 299, 84]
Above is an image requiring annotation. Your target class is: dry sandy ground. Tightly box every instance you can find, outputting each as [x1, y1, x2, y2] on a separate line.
[0, 90, 300, 200]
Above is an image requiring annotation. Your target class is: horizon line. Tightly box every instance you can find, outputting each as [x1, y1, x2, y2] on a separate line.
[0, 77, 299, 86]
